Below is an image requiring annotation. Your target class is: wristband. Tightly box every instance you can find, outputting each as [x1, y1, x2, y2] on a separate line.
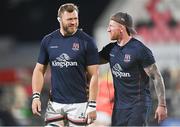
[32, 92, 40, 100]
[88, 101, 96, 108]
[85, 101, 96, 115]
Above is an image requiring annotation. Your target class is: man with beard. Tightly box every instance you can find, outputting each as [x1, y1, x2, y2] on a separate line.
[31, 3, 99, 127]
[99, 12, 167, 126]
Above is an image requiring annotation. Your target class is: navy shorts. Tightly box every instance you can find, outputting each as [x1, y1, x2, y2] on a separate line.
[111, 105, 152, 126]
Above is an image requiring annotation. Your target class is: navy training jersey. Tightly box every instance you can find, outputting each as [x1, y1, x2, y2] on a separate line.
[38, 29, 99, 103]
[99, 38, 155, 109]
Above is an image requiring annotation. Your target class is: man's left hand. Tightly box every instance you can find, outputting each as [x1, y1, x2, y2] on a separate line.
[154, 105, 167, 124]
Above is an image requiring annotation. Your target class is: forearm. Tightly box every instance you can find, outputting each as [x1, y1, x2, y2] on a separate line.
[144, 63, 166, 106]
[88, 74, 98, 101]
[152, 72, 166, 106]
[32, 63, 46, 94]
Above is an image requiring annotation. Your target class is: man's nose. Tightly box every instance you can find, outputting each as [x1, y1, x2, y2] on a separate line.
[107, 27, 111, 32]
[71, 19, 77, 24]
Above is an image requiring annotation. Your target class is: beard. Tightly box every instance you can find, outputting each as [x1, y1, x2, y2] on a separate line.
[61, 22, 78, 36]
[109, 34, 119, 41]
[109, 32, 122, 41]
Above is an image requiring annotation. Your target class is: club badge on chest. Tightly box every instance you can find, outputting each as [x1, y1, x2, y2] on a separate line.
[124, 54, 131, 63]
[72, 42, 79, 51]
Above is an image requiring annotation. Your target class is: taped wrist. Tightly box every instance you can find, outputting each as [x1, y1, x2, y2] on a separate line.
[88, 101, 96, 108]
[32, 92, 40, 100]
[86, 101, 96, 114]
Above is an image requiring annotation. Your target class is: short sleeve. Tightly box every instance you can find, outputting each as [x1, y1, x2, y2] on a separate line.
[37, 36, 49, 65]
[86, 39, 99, 65]
[139, 46, 155, 68]
[99, 43, 115, 61]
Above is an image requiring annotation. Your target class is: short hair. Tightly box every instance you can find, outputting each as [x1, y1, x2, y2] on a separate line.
[57, 3, 79, 18]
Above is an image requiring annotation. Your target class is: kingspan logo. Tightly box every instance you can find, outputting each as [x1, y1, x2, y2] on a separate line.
[112, 63, 131, 78]
[52, 53, 78, 68]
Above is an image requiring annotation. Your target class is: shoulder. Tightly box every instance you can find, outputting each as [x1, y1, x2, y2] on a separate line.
[103, 42, 117, 49]
[131, 38, 154, 62]
[40, 29, 59, 47]
[99, 42, 117, 55]
[42, 29, 59, 42]
[130, 38, 151, 51]
[76, 29, 95, 43]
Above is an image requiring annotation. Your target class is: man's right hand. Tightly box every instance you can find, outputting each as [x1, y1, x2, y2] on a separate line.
[32, 98, 41, 116]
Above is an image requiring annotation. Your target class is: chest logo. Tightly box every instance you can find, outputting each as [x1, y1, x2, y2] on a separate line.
[52, 53, 78, 68]
[112, 63, 131, 78]
[113, 63, 123, 71]
[72, 42, 79, 51]
[124, 54, 131, 63]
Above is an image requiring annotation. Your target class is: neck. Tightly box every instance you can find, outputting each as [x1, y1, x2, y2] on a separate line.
[60, 28, 77, 36]
[117, 35, 132, 46]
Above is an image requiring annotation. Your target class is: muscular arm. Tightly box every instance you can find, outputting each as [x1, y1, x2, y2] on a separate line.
[32, 63, 47, 93]
[32, 63, 47, 116]
[86, 65, 99, 101]
[86, 64, 99, 123]
[144, 63, 166, 106]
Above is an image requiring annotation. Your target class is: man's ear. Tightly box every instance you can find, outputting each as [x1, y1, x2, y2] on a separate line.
[57, 17, 60, 22]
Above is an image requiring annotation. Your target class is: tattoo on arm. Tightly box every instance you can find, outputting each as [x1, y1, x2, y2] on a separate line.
[144, 63, 166, 106]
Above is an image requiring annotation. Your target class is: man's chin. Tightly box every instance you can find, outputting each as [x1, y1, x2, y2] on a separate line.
[110, 40, 117, 43]
[110, 38, 117, 42]
[68, 28, 77, 34]
[64, 30, 76, 36]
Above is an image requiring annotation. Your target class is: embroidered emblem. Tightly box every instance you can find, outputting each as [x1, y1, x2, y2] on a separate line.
[72, 43, 79, 51]
[124, 54, 131, 62]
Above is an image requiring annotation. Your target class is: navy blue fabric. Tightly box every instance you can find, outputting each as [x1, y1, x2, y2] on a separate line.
[38, 29, 99, 103]
[111, 105, 152, 126]
[99, 38, 155, 109]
